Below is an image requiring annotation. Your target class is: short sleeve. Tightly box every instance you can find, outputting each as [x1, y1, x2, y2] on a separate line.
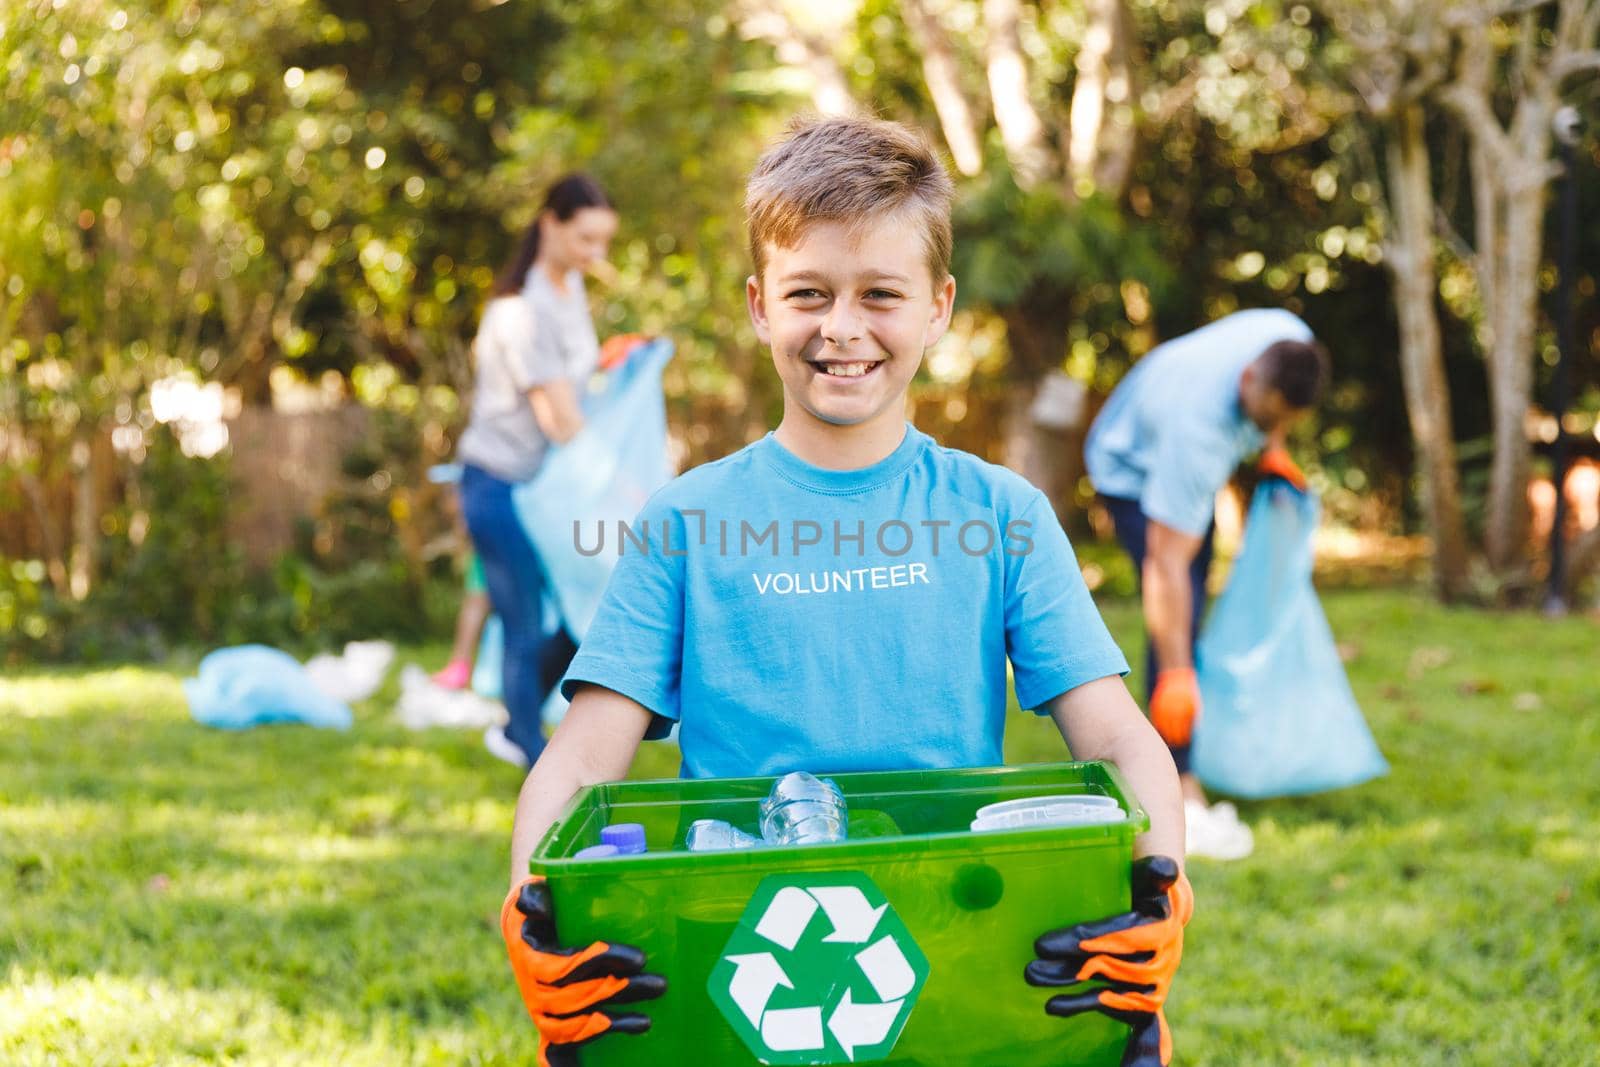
[560, 505, 686, 740]
[1004, 495, 1130, 711]
[517, 289, 575, 389]
[478, 298, 550, 393]
[1139, 421, 1238, 537]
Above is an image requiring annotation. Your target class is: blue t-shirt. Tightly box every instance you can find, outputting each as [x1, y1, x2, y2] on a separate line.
[1084, 309, 1313, 536]
[561, 425, 1129, 779]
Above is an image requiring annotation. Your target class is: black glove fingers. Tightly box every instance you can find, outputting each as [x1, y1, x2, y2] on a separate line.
[1130, 856, 1179, 912]
[1044, 990, 1147, 1030]
[597, 1010, 653, 1036]
[541, 1007, 656, 1039]
[604, 971, 667, 1005]
[546, 1009, 654, 1062]
[1120, 1012, 1166, 1067]
[1042, 989, 1101, 1018]
[543, 941, 649, 986]
[543, 1044, 580, 1067]
[518, 881, 560, 946]
[1034, 909, 1146, 958]
[1024, 957, 1078, 987]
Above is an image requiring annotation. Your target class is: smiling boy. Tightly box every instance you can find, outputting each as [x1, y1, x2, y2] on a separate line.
[501, 117, 1191, 1067]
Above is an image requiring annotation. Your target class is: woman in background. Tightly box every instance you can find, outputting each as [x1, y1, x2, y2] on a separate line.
[455, 174, 618, 767]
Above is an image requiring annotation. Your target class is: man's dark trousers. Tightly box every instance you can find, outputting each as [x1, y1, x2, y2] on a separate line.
[1098, 494, 1216, 774]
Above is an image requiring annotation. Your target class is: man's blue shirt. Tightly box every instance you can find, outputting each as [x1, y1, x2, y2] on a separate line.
[562, 425, 1129, 779]
[1084, 309, 1313, 535]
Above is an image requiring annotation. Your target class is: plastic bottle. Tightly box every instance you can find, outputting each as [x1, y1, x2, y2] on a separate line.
[600, 823, 648, 854]
[685, 819, 763, 851]
[759, 771, 848, 845]
[574, 844, 622, 859]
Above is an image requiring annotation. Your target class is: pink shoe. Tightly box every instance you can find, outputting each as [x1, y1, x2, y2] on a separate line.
[432, 659, 472, 691]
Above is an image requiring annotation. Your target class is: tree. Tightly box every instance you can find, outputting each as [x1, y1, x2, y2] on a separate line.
[1320, 0, 1473, 600]
[1317, 0, 1600, 599]
[1438, 0, 1600, 581]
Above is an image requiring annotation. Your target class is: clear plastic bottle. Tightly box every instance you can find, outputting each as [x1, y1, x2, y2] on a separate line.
[759, 771, 848, 845]
[685, 819, 763, 851]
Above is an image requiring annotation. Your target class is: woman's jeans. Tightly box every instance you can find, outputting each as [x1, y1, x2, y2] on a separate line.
[459, 464, 577, 763]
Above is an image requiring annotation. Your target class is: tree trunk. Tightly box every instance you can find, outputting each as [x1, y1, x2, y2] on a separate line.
[70, 426, 98, 599]
[743, 1, 855, 116]
[999, 383, 1084, 535]
[1067, 0, 1136, 199]
[1480, 180, 1546, 581]
[999, 299, 1088, 531]
[902, 0, 983, 176]
[1385, 104, 1471, 600]
[983, 0, 1054, 186]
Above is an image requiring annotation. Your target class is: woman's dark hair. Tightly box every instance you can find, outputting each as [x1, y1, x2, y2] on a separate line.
[492, 173, 612, 296]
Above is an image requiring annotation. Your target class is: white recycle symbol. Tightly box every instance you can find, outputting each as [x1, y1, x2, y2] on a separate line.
[723, 885, 918, 1062]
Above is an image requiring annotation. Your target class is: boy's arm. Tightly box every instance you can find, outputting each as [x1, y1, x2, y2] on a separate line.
[508, 684, 656, 885]
[1046, 674, 1185, 865]
[1035, 676, 1190, 1066]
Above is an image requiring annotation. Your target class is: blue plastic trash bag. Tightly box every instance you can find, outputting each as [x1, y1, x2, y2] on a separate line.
[513, 338, 675, 640]
[1191, 481, 1388, 798]
[184, 645, 353, 730]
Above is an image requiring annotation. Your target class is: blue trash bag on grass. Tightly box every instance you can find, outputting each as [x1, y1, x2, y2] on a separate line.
[184, 645, 353, 730]
[512, 337, 675, 642]
[1191, 481, 1388, 798]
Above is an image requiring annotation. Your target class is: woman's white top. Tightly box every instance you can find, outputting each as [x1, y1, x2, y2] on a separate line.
[456, 268, 599, 482]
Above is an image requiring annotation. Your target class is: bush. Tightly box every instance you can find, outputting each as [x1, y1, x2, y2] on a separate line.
[2, 421, 458, 665]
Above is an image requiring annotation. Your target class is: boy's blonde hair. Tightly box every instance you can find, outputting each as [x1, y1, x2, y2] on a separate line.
[745, 116, 955, 287]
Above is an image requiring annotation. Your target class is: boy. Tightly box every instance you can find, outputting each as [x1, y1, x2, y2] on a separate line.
[502, 117, 1190, 1067]
[1085, 311, 1329, 858]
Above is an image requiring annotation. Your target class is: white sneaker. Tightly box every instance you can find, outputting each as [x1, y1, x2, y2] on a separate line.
[1210, 800, 1241, 824]
[1184, 799, 1254, 861]
[483, 725, 531, 769]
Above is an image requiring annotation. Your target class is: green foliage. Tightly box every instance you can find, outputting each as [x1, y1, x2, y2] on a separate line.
[0, 560, 78, 663]
[954, 171, 1173, 312]
[3, 591, 1598, 1063]
[1, 0, 795, 650]
[0, 416, 453, 664]
[92, 427, 238, 645]
[952, 166, 1178, 388]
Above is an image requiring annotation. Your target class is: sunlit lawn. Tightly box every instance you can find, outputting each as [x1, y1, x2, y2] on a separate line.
[2, 589, 1597, 1065]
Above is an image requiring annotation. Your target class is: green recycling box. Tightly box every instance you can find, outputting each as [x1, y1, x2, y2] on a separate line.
[529, 761, 1148, 1067]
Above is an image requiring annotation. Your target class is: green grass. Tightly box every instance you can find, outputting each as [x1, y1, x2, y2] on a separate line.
[2, 589, 1597, 1065]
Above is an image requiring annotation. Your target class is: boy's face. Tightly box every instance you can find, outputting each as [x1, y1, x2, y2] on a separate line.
[747, 216, 955, 434]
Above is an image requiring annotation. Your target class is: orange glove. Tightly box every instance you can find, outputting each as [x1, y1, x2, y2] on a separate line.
[1258, 446, 1307, 491]
[1026, 856, 1194, 1067]
[501, 875, 666, 1067]
[1149, 667, 1200, 747]
[598, 333, 649, 371]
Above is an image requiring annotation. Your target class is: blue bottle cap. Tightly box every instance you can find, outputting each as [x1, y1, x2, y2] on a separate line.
[600, 823, 648, 854]
[574, 844, 621, 860]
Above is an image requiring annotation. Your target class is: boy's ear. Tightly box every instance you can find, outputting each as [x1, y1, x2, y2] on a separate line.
[746, 274, 772, 346]
[924, 274, 956, 348]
